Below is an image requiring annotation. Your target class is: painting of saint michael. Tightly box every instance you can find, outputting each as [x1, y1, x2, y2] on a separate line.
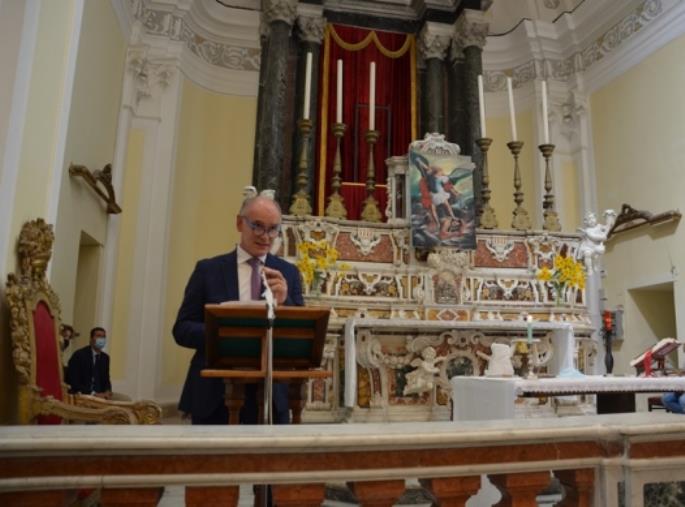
[408, 138, 476, 250]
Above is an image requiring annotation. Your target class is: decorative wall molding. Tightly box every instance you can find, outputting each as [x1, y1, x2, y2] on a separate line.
[114, 0, 685, 99]
[483, 0, 685, 95]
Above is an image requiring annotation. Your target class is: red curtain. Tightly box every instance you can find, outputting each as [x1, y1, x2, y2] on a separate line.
[315, 24, 416, 220]
[34, 301, 63, 424]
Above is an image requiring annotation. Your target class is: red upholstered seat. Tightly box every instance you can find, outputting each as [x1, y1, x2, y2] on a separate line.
[33, 301, 63, 424]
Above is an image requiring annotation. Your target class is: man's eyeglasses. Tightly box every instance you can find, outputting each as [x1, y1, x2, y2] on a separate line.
[241, 216, 281, 238]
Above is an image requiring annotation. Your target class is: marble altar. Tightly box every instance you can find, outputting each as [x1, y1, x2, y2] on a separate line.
[277, 148, 598, 423]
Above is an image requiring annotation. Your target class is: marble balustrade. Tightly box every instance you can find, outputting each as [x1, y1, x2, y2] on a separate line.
[2, 413, 685, 506]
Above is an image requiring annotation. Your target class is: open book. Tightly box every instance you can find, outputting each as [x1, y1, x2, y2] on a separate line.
[630, 337, 682, 375]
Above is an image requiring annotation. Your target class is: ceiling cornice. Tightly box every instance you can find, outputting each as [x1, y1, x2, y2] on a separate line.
[114, 0, 685, 99]
[482, 0, 685, 95]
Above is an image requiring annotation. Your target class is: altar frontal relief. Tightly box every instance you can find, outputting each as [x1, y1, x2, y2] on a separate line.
[409, 148, 476, 249]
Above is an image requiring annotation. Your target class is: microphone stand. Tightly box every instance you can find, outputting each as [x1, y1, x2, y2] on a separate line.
[259, 271, 277, 507]
[261, 270, 276, 425]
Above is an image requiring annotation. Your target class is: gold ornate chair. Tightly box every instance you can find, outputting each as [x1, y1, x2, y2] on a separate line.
[6, 218, 161, 424]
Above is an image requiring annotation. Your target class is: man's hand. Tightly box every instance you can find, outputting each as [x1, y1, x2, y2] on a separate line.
[263, 267, 288, 304]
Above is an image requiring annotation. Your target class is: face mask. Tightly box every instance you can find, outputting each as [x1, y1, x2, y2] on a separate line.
[94, 337, 107, 350]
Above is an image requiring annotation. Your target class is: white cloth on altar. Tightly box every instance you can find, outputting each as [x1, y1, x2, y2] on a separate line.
[451, 377, 517, 421]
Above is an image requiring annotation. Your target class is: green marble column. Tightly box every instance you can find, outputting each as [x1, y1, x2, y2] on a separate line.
[418, 24, 451, 135]
[253, 0, 297, 203]
[454, 10, 489, 224]
[447, 43, 467, 152]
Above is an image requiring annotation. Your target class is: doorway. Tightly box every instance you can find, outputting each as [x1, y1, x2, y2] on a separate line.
[72, 230, 103, 350]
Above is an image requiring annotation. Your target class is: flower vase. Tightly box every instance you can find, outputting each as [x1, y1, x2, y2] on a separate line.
[310, 270, 325, 296]
[554, 285, 563, 306]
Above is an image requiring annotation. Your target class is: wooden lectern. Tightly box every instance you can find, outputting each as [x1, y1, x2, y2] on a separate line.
[201, 304, 331, 424]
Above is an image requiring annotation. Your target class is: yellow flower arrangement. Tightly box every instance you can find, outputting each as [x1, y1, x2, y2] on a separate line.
[296, 240, 347, 291]
[536, 254, 586, 304]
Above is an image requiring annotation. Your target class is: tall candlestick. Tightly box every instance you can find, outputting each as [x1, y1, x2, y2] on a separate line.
[542, 80, 550, 144]
[369, 61, 376, 130]
[478, 74, 486, 138]
[303, 52, 312, 120]
[507, 77, 518, 141]
[336, 59, 343, 124]
[526, 314, 533, 345]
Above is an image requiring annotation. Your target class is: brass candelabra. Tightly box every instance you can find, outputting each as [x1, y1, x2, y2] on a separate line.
[539, 143, 561, 232]
[289, 119, 313, 216]
[507, 140, 532, 230]
[360, 129, 382, 222]
[325, 122, 348, 219]
[476, 137, 498, 229]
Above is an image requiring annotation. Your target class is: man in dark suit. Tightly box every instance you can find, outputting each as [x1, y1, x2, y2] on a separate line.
[173, 194, 304, 425]
[66, 326, 112, 399]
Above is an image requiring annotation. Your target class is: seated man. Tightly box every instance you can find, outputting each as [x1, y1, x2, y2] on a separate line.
[661, 392, 685, 413]
[66, 327, 112, 399]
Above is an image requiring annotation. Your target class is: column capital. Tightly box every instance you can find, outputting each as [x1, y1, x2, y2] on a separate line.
[262, 0, 298, 27]
[297, 15, 326, 44]
[126, 46, 178, 108]
[454, 9, 489, 50]
[418, 22, 453, 60]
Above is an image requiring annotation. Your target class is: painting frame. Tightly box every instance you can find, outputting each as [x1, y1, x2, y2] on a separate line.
[408, 134, 476, 250]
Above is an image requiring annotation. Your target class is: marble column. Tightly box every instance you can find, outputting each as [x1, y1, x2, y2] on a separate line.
[253, 0, 297, 202]
[290, 12, 325, 209]
[454, 10, 489, 221]
[447, 41, 467, 151]
[418, 24, 451, 135]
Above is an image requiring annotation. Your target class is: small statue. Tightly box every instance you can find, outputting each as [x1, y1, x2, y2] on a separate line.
[403, 346, 444, 396]
[577, 209, 617, 273]
[477, 343, 515, 377]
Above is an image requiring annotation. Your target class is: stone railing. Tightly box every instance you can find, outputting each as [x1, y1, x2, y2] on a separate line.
[2, 412, 685, 506]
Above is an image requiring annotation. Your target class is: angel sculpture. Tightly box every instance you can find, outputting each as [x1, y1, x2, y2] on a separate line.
[403, 346, 444, 396]
[577, 209, 617, 273]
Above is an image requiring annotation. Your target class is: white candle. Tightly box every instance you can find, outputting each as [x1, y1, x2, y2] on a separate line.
[303, 52, 312, 120]
[477, 74, 486, 138]
[507, 76, 518, 141]
[336, 59, 343, 124]
[542, 80, 550, 144]
[527, 314, 533, 345]
[369, 61, 376, 130]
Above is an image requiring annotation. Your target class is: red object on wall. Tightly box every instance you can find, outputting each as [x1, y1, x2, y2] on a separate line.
[602, 310, 613, 335]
